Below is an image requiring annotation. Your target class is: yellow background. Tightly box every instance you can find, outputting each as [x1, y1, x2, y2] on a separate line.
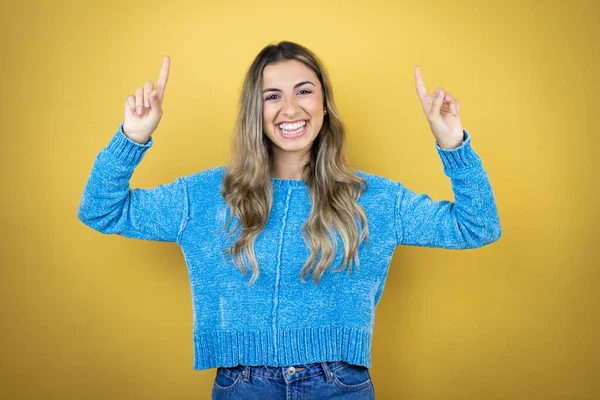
[1, 0, 598, 398]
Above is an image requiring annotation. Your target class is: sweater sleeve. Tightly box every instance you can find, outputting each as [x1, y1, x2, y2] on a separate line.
[77, 122, 189, 243]
[395, 130, 501, 249]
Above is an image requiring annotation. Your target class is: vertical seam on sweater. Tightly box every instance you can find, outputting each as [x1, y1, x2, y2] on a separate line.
[271, 186, 292, 362]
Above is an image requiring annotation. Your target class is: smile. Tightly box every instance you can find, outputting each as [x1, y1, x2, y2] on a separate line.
[277, 120, 308, 138]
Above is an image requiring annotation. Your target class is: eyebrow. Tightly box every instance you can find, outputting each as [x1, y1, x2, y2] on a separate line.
[262, 81, 316, 94]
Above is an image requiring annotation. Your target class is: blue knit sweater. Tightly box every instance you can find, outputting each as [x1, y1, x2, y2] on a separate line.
[77, 122, 501, 370]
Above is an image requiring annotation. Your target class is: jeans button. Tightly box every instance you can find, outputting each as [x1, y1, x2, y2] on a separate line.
[287, 366, 296, 375]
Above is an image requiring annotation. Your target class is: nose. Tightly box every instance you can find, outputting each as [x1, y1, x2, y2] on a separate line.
[281, 96, 300, 118]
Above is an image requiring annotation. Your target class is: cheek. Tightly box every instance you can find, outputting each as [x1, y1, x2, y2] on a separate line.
[306, 103, 323, 120]
[262, 104, 275, 123]
[305, 97, 324, 116]
[262, 107, 277, 136]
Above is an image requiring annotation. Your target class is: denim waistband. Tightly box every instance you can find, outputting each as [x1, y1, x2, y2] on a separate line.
[219, 361, 348, 384]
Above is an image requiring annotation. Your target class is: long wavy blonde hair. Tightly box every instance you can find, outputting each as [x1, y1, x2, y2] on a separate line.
[222, 41, 369, 285]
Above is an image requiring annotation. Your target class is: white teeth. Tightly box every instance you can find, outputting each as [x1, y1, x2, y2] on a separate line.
[280, 125, 304, 135]
[279, 120, 306, 131]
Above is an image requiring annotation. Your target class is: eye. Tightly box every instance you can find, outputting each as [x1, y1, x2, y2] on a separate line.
[298, 89, 312, 95]
[265, 94, 279, 101]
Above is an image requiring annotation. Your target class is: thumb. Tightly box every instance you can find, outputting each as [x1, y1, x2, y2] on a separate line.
[428, 88, 445, 120]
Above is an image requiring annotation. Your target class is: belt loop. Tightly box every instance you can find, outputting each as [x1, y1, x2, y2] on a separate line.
[321, 362, 333, 382]
[242, 365, 250, 382]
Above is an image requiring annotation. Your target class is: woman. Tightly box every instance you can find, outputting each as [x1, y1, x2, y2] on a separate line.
[78, 41, 501, 399]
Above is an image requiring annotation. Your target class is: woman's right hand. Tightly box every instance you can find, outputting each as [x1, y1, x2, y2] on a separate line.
[122, 56, 170, 144]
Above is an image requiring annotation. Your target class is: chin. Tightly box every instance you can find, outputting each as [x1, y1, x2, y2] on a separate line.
[274, 140, 313, 154]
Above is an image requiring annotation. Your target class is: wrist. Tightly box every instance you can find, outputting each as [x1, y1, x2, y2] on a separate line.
[436, 132, 465, 150]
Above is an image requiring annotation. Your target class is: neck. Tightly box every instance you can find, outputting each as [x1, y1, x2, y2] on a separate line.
[271, 149, 310, 180]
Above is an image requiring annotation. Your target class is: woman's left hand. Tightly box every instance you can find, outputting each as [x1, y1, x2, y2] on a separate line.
[414, 66, 464, 150]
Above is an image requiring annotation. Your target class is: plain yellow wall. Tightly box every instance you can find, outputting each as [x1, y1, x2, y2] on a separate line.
[1, 0, 598, 399]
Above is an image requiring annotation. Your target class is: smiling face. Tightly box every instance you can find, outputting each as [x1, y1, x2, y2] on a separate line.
[261, 59, 325, 173]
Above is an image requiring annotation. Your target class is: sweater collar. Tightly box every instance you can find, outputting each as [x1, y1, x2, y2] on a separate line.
[270, 177, 308, 189]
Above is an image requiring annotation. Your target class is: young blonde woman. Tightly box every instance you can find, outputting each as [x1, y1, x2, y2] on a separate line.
[78, 41, 501, 399]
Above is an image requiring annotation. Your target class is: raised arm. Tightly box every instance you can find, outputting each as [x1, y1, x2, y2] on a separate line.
[394, 66, 501, 248]
[77, 56, 189, 243]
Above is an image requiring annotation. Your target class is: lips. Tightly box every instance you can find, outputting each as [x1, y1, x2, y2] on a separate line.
[277, 121, 308, 138]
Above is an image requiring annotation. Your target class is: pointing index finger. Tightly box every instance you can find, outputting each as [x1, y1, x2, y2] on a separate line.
[414, 65, 428, 100]
[156, 56, 170, 99]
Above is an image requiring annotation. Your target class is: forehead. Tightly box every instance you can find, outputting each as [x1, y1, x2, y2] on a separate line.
[262, 59, 319, 87]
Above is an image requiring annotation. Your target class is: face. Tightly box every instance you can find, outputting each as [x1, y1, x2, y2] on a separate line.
[261, 59, 325, 164]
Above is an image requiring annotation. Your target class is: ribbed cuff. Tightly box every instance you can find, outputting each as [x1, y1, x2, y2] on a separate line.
[105, 121, 154, 165]
[435, 130, 482, 174]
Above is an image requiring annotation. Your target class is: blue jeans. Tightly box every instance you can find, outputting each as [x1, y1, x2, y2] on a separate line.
[211, 361, 375, 399]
